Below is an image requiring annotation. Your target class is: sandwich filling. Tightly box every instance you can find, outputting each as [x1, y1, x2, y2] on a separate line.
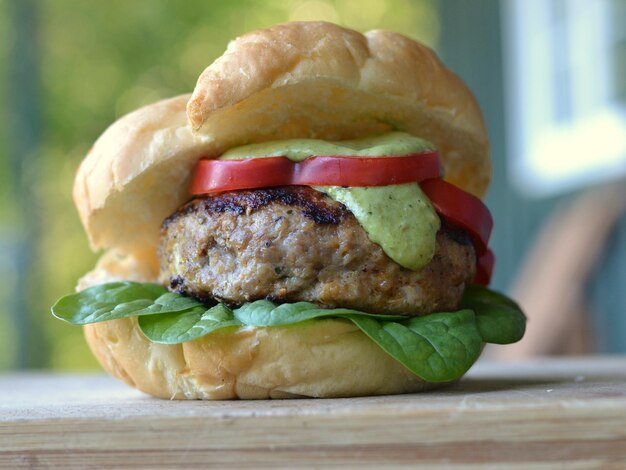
[52, 132, 526, 384]
[219, 132, 440, 271]
[160, 132, 476, 315]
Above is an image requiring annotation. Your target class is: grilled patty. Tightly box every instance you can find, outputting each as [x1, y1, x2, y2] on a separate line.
[159, 186, 475, 316]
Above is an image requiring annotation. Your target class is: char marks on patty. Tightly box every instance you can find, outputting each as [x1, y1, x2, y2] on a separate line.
[163, 186, 348, 228]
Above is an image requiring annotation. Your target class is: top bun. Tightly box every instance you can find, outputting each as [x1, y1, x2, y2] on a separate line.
[74, 21, 490, 260]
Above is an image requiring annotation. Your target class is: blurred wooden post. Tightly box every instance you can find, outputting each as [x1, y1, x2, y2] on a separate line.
[7, 0, 48, 368]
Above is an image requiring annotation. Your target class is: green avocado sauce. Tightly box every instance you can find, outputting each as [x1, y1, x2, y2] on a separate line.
[220, 132, 441, 270]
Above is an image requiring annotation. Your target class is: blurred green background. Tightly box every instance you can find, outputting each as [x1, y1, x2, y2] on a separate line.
[2, 0, 625, 371]
[0, 0, 441, 370]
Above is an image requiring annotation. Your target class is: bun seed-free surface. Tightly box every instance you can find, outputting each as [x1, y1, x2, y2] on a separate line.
[73, 22, 490, 398]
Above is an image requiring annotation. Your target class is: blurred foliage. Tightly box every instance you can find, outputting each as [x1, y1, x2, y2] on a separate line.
[1, 0, 438, 370]
[0, 0, 15, 371]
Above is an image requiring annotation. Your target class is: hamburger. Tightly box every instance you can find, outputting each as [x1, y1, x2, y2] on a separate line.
[52, 22, 525, 399]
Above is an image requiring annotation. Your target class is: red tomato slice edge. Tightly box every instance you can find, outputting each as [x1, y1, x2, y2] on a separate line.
[420, 178, 493, 255]
[474, 248, 495, 285]
[189, 152, 442, 194]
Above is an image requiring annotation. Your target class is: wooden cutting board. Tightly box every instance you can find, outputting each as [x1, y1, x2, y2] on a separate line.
[2, 356, 626, 468]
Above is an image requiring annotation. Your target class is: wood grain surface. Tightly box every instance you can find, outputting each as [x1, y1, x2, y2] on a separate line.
[2, 356, 626, 468]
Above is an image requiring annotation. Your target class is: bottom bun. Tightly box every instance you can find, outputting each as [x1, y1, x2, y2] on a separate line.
[84, 317, 450, 399]
[81, 251, 456, 399]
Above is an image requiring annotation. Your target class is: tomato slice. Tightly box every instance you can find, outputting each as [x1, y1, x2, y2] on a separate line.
[190, 157, 292, 194]
[420, 178, 493, 255]
[189, 152, 442, 195]
[474, 248, 495, 285]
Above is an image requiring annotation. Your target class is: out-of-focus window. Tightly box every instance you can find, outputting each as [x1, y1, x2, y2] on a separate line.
[504, 0, 626, 198]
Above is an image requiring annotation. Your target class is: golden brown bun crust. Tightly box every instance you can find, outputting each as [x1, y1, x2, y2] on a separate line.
[74, 21, 490, 257]
[84, 318, 446, 399]
[75, 22, 486, 398]
[73, 94, 213, 256]
[189, 21, 489, 194]
[81, 258, 447, 399]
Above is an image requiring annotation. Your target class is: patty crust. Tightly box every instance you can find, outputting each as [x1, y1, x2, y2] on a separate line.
[159, 187, 475, 316]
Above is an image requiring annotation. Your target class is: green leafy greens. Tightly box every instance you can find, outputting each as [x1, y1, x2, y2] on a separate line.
[52, 282, 525, 383]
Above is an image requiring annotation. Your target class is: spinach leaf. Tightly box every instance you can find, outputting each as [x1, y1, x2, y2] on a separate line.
[462, 284, 520, 310]
[138, 303, 242, 344]
[51, 281, 206, 325]
[234, 300, 404, 326]
[472, 303, 526, 344]
[347, 310, 483, 382]
[461, 284, 526, 344]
